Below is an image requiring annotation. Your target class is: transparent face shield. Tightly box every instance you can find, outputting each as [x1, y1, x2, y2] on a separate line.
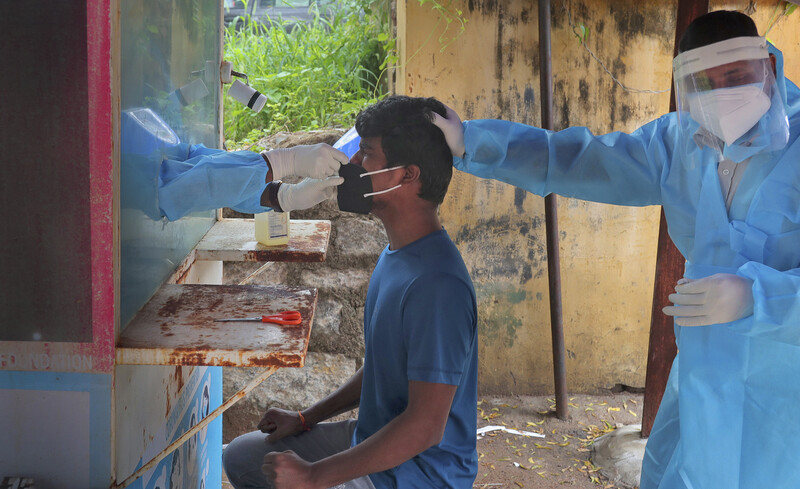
[673, 36, 789, 163]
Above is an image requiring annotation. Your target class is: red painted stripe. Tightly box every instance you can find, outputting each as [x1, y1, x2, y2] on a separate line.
[86, 0, 115, 372]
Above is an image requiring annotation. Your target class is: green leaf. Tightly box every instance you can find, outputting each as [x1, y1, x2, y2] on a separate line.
[223, 0, 391, 138]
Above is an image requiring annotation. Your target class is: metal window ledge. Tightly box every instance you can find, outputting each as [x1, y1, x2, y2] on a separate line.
[116, 218, 330, 367]
[116, 283, 316, 366]
[194, 218, 332, 262]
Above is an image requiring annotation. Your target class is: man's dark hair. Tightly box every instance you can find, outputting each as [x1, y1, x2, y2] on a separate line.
[679, 10, 759, 53]
[355, 95, 453, 205]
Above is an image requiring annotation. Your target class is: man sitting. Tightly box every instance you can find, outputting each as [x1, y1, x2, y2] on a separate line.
[223, 95, 479, 489]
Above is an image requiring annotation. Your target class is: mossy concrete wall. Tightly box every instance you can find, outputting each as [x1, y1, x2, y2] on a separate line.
[396, 0, 800, 393]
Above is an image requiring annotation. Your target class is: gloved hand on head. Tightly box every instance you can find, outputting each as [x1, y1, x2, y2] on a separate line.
[662, 273, 754, 327]
[262, 143, 348, 180]
[275, 176, 344, 212]
[430, 104, 466, 158]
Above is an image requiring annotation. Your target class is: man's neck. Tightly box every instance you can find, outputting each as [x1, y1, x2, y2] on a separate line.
[379, 205, 442, 250]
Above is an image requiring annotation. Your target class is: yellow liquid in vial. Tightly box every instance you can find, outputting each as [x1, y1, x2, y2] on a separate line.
[255, 210, 289, 246]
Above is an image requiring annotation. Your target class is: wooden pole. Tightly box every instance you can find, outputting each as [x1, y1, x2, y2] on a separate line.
[641, 0, 709, 438]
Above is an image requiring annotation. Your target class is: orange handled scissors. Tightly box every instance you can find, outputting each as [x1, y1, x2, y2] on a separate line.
[214, 310, 302, 325]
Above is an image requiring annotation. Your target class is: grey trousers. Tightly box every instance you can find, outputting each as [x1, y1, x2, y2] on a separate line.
[222, 419, 376, 489]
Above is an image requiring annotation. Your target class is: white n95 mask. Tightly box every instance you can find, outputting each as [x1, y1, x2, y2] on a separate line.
[688, 84, 771, 146]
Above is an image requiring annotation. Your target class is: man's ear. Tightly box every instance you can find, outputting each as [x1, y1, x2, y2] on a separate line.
[770, 53, 777, 76]
[401, 164, 421, 184]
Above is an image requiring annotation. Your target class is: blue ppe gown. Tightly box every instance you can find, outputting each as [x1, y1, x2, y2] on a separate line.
[119, 105, 274, 221]
[455, 45, 800, 489]
[157, 143, 273, 221]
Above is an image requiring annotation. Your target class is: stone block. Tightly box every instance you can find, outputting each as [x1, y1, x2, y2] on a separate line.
[332, 216, 388, 266]
[222, 352, 358, 443]
[299, 267, 371, 293]
[590, 424, 646, 489]
[308, 298, 365, 358]
[310, 298, 343, 336]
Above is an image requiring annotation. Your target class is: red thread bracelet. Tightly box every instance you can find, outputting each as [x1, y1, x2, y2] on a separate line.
[298, 411, 312, 431]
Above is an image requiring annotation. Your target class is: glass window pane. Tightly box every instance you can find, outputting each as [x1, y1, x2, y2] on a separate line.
[119, 0, 221, 326]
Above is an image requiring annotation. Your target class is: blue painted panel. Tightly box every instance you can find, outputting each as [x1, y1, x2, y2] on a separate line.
[131, 367, 223, 489]
[0, 371, 112, 488]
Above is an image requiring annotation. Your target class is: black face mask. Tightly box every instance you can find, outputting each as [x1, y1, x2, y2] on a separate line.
[337, 163, 373, 214]
[337, 163, 404, 214]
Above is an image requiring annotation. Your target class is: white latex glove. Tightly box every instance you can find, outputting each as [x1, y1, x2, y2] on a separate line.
[430, 104, 466, 158]
[662, 273, 754, 327]
[276, 176, 344, 212]
[262, 144, 348, 180]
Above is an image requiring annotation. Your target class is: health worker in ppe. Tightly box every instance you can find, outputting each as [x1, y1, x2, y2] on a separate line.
[432, 10, 800, 489]
[120, 107, 347, 221]
[157, 142, 346, 220]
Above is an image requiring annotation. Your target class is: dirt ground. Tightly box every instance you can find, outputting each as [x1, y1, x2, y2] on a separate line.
[222, 392, 644, 489]
[471, 393, 643, 489]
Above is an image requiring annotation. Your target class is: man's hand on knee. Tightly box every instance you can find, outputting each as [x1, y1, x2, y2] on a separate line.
[257, 408, 307, 443]
[262, 450, 319, 489]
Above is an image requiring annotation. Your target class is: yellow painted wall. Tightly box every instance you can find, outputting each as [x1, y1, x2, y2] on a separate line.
[396, 0, 800, 394]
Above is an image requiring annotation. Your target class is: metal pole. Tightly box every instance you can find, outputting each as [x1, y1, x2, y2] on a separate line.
[538, 0, 568, 420]
[641, 0, 709, 438]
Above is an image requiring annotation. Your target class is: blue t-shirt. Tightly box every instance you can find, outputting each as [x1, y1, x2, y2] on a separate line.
[353, 229, 478, 489]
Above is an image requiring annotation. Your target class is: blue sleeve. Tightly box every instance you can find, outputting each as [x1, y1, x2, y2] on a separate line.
[455, 116, 678, 207]
[402, 274, 477, 385]
[157, 148, 273, 220]
[732, 262, 800, 345]
[187, 143, 226, 158]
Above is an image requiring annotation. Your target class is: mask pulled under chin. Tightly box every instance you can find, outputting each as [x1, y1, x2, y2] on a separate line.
[337, 163, 404, 214]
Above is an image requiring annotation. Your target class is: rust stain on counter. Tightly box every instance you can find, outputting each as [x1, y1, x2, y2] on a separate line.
[118, 283, 316, 367]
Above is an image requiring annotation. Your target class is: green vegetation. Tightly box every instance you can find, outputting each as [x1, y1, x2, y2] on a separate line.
[223, 0, 391, 147]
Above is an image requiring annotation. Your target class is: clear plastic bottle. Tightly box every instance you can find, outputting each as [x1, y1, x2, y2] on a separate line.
[254, 209, 289, 246]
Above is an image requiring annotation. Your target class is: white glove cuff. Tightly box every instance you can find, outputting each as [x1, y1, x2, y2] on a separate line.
[261, 149, 289, 181]
[275, 182, 289, 212]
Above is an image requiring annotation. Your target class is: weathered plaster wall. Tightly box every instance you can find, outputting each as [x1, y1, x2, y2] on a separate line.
[719, 1, 800, 83]
[397, 0, 800, 394]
